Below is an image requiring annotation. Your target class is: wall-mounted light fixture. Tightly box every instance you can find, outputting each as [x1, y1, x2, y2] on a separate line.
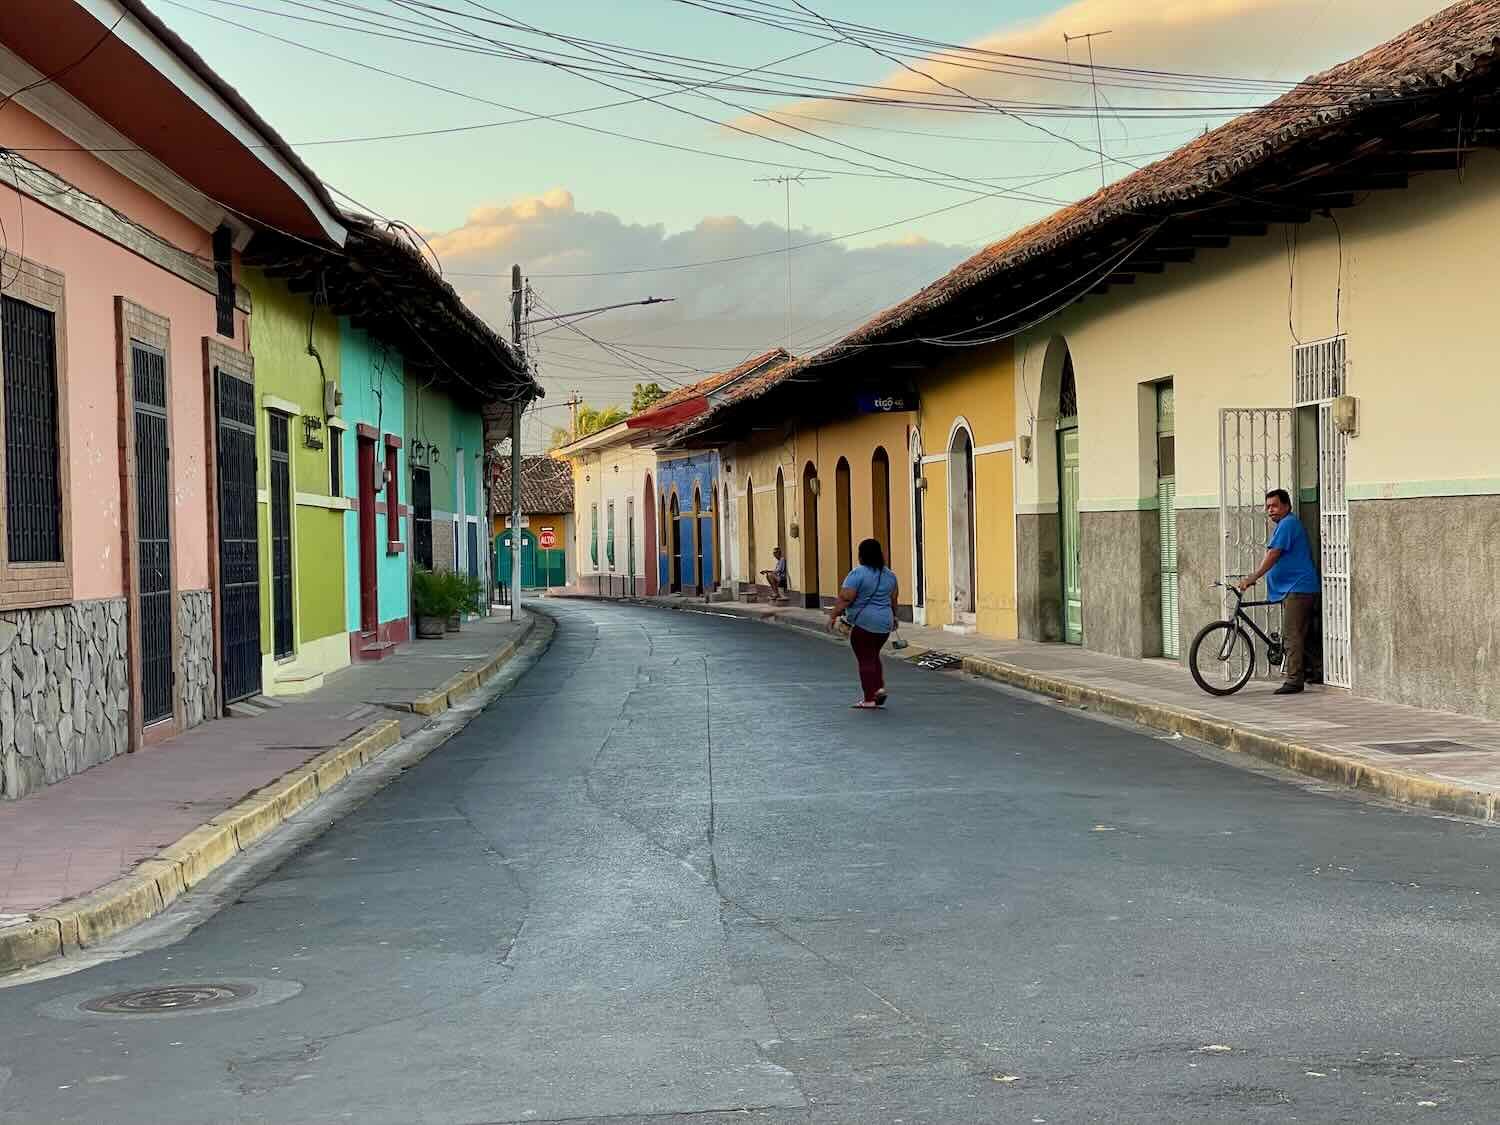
[1019, 434, 1034, 464]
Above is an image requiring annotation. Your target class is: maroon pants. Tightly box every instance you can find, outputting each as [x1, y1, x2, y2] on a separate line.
[850, 626, 889, 702]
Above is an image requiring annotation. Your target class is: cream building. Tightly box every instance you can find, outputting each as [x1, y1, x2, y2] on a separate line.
[557, 421, 660, 597]
[740, 3, 1500, 720]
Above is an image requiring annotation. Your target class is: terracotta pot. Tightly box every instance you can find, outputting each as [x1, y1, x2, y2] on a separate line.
[416, 615, 446, 639]
[445, 614, 462, 633]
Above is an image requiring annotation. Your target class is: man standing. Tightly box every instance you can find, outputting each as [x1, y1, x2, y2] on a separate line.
[760, 546, 789, 604]
[1236, 489, 1323, 694]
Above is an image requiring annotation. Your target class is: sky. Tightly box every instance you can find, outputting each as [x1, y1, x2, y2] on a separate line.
[153, 0, 1454, 449]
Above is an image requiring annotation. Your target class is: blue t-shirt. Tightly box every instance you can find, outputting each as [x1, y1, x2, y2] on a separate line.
[1266, 513, 1320, 601]
[842, 565, 896, 634]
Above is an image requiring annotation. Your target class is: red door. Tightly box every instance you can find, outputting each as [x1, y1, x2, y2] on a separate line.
[357, 435, 378, 633]
[643, 474, 657, 596]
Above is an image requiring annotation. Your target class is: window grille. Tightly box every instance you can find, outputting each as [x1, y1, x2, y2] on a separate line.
[411, 467, 433, 570]
[2, 296, 63, 563]
[329, 427, 342, 496]
[1293, 335, 1345, 406]
[213, 226, 235, 339]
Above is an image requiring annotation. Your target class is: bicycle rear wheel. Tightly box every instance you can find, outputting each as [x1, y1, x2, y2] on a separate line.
[1189, 621, 1256, 696]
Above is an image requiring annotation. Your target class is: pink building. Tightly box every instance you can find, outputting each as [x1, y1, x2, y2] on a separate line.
[0, 1, 346, 796]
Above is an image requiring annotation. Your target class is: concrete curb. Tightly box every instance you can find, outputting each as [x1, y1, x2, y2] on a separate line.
[0, 615, 537, 977]
[408, 625, 531, 715]
[604, 595, 1497, 824]
[957, 654, 1497, 823]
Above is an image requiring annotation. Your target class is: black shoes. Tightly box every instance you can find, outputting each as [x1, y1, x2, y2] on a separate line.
[1274, 682, 1305, 695]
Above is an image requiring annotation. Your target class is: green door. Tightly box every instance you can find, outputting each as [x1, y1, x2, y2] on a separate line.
[496, 529, 539, 588]
[1059, 427, 1083, 644]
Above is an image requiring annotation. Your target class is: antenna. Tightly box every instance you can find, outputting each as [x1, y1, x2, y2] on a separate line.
[1063, 30, 1113, 189]
[754, 171, 829, 354]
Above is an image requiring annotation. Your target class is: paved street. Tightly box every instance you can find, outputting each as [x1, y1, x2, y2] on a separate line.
[4, 599, 1500, 1124]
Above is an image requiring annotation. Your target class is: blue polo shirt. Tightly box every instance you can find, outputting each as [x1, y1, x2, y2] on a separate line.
[1267, 513, 1320, 602]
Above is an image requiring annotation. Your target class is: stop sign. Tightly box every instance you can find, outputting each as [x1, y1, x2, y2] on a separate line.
[539, 527, 557, 549]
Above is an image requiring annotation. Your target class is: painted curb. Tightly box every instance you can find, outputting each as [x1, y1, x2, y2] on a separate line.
[958, 654, 1497, 822]
[0, 617, 537, 977]
[615, 596, 1498, 824]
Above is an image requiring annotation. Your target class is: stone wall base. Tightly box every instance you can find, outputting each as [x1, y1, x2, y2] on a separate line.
[179, 589, 216, 730]
[1, 598, 129, 800]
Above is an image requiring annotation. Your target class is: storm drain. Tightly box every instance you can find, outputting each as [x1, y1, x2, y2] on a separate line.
[40, 978, 303, 1022]
[915, 651, 964, 671]
[1364, 740, 1485, 756]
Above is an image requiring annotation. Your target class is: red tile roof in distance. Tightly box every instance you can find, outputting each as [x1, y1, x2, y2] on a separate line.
[626, 348, 789, 430]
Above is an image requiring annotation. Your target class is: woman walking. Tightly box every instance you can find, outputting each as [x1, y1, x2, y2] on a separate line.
[828, 538, 900, 709]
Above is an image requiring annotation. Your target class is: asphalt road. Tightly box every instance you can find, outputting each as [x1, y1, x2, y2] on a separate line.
[4, 599, 1500, 1124]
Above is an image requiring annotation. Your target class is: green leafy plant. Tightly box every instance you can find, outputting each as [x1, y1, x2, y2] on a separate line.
[412, 568, 460, 618]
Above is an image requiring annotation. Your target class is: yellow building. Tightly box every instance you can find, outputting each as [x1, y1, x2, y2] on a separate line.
[714, 5, 1500, 722]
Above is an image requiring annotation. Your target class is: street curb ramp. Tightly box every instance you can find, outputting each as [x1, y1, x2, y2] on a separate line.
[0, 616, 538, 977]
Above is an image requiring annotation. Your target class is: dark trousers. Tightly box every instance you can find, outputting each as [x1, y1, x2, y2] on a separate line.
[1282, 592, 1323, 685]
[850, 626, 889, 702]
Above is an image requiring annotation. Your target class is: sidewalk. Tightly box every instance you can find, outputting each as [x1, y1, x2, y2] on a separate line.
[567, 591, 1500, 821]
[0, 611, 534, 972]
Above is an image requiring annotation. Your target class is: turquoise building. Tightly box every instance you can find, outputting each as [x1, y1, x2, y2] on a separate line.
[339, 321, 410, 658]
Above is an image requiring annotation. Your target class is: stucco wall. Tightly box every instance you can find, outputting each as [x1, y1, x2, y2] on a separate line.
[244, 269, 346, 660]
[728, 433, 798, 593]
[567, 442, 657, 587]
[0, 162, 238, 602]
[912, 341, 1018, 635]
[1015, 151, 1500, 515]
[657, 450, 720, 591]
[339, 322, 408, 630]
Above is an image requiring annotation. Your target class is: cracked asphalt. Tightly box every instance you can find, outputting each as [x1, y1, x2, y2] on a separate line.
[5, 599, 1500, 1123]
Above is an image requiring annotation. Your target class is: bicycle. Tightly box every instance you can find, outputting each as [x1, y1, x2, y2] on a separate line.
[1187, 581, 1286, 696]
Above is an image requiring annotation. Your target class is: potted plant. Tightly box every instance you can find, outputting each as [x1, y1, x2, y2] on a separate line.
[443, 570, 466, 632]
[412, 568, 453, 639]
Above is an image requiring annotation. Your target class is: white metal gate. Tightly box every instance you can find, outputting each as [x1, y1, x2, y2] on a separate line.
[1296, 336, 1352, 688]
[1219, 407, 1297, 667]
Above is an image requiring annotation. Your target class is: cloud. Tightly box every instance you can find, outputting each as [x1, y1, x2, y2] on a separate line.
[736, 0, 1450, 133]
[428, 190, 974, 446]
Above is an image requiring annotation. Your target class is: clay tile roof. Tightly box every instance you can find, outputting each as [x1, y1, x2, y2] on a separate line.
[813, 0, 1500, 359]
[640, 348, 791, 414]
[491, 455, 575, 516]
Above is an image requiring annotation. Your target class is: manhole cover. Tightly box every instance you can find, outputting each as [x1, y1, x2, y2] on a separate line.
[916, 651, 963, 670]
[39, 977, 302, 1021]
[83, 983, 257, 1014]
[1365, 740, 1484, 756]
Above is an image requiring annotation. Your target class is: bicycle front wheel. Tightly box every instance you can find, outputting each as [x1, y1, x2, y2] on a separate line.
[1189, 621, 1256, 696]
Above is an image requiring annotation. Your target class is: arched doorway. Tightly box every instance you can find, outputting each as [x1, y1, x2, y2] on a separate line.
[692, 485, 705, 595]
[643, 473, 657, 596]
[720, 482, 731, 590]
[775, 467, 787, 555]
[668, 491, 682, 593]
[948, 422, 977, 620]
[1056, 350, 1082, 644]
[800, 461, 820, 608]
[909, 429, 926, 623]
[835, 457, 852, 579]
[745, 475, 756, 589]
[871, 447, 891, 563]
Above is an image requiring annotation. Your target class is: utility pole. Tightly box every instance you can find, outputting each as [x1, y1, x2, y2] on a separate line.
[755, 172, 828, 355]
[566, 391, 582, 442]
[1063, 30, 1112, 189]
[510, 262, 524, 622]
